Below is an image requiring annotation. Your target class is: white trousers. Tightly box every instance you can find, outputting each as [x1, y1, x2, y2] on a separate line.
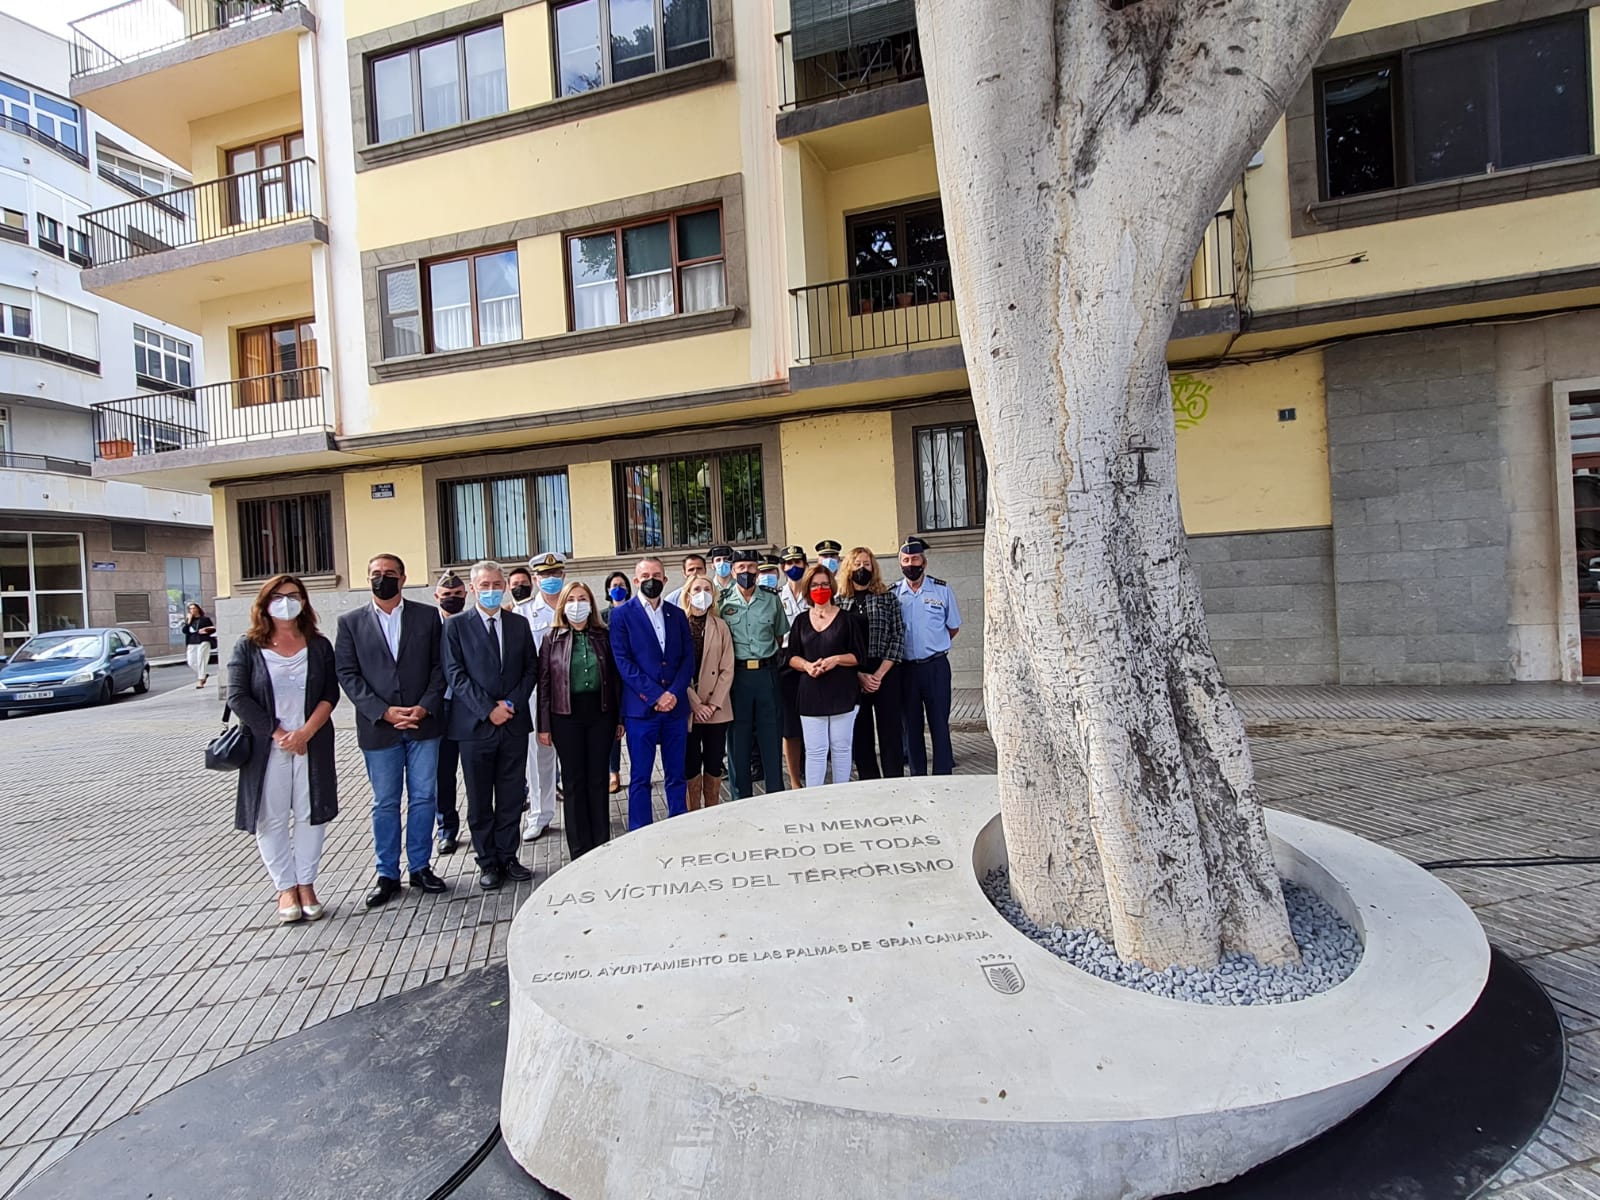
[523, 695, 559, 833]
[186, 642, 209, 681]
[256, 745, 325, 891]
[801, 710, 857, 788]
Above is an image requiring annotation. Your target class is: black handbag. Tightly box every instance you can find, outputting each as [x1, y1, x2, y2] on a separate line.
[206, 705, 253, 772]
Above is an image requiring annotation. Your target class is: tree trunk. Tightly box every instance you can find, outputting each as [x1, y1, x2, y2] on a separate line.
[915, 0, 1350, 969]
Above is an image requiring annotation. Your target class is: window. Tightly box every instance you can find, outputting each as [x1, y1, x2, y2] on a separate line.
[847, 199, 949, 310]
[568, 206, 725, 330]
[369, 25, 509, 145]
[99, 150, 182, 197]
[36, 213, 63, 256]
[0, 532, 86, 655]
[134, 326, 194, 390]
[237, 320, 318, 404]
[613, 447, 763, 552]
[110, 524, 147, 552]
[0, 208, 23, 244]
[134, 420, 186, 455]
[554, 0, 712, 96]
[914, 422, 987, 532]
[1318, 15, 1592, 200]
[439, 470, 573, 564]
[113, 593, 151, 624]
[66, 228, 91, 267]
[0, 75, 83, 156]
[380, 249, 521, 356]
[238, 493, 335, 580]
[225, 133, 309, 223]
[0, 303, 29, 340]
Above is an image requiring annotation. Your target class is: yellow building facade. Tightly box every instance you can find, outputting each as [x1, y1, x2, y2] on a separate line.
[67, 0, 1600, 686]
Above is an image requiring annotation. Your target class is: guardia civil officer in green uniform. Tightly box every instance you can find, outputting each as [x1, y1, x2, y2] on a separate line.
[895, 535, 961, 775]
[719, 548, 789, 798]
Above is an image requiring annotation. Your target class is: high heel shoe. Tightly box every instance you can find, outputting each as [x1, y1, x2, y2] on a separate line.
[277, 904, 304, 923]
[301, 903, 325, 921]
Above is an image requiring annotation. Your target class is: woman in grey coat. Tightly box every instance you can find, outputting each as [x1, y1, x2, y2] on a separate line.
[227, 574, 340, 924]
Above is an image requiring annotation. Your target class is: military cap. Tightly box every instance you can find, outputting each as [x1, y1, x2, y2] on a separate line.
[709, 543, 734, 559]
[814, 539, 843, 556]
[530, 551, 567, 574]
[899, 535, 930, 556]
[780, 544, 807, 563]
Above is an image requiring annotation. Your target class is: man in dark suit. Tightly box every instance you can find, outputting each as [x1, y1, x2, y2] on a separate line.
[335, 553, 449, 908]
[432, 572, 468, 855]
[608, 555, 694, 830]
[441, 560, 538, 890]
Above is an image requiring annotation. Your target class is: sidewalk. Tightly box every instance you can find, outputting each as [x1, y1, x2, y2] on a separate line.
[0, 681, 1595, 1195]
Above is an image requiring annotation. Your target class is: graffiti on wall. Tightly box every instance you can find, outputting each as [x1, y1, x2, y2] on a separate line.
[1171, 373, 1212, 431]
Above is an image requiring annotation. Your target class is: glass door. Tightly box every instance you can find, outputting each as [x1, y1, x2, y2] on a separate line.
[165, 556, 202, 647]
[0, 532, 86, 655]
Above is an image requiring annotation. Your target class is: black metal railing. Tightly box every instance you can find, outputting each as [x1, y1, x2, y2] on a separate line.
[0, 114, 89, 168]
[70, 0, 302, 78]
[791, 260, 957, 363]
[0, 453, 93, 477]
[92, 366, 331, 460]
[776, 28, 923, 111]
[81, 157, 318, 269]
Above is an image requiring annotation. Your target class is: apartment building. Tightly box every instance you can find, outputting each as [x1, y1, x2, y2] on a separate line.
[0, 13, 212, 658]
[66, 0, 1600, 684]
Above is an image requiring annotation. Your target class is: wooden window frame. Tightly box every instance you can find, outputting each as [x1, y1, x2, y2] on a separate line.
[845, 198, 946, 277]
[437, 469, 573, 566]
[422, 245, 521, 352]
[912, 420, 987, 533]
[1313, 13, 1593, 201]
[366, 24, 509, 146]
[551, 0, 714, 96]
[611, 444, 764, 554]
[224, 131, 307, 223]
[564, 202, 724, 331]
[236, 317, 318, 406]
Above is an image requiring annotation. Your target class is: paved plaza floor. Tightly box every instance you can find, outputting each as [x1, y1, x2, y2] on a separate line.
[0, 679, 1597, 1196]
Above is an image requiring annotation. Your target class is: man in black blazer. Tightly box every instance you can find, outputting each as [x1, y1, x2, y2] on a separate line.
[441, 560, 538, 890]
[336, 553, 449, 908]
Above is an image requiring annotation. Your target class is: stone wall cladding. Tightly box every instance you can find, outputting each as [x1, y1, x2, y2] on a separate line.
[1324, 328, 1513, 685]
[1189, 529, 1339, 686]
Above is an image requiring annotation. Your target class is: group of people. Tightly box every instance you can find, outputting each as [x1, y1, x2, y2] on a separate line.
[221, 536, 961, 923]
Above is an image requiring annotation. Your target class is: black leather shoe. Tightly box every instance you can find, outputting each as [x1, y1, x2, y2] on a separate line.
[409, 868, 448, 893]
[502, 860, 533, 883]
[436, 834, 458, 855]
[479, 869, 503, 890]
[365, 876, 402, 908]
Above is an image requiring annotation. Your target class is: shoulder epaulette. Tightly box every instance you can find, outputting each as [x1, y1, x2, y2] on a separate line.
[930, 576, 948, 587]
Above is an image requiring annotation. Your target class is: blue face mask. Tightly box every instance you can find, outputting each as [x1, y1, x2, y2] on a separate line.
[821, 557, 840, 573]
[608, 585, 628, 603]
[785, 565, 805, 581]
[758, 574, 777, 589]
[477, 589, 504, 611]
[539, 576, 563, 595]
[714, 561, 732, 578]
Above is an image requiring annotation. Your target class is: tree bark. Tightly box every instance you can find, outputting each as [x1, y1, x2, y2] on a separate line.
[915, 0, 1349, 968]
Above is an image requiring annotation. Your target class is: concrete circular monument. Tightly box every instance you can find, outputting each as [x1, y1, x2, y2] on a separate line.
[501, 777, 1489, 1200]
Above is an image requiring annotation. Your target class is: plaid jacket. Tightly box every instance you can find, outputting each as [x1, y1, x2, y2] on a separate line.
[838, 589, 905, 665]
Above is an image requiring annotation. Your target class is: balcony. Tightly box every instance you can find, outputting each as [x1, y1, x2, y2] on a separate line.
[775, 26, 929, 152]
[68, 0, 315, 167]
[788, 203, 1248, 388]
[0, 454, 93, 478]
[79, 158, 326, 328]
[90, 366, 338, 486]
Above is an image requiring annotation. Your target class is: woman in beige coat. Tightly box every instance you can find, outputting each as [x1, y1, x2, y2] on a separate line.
[683, 575, 734, 809]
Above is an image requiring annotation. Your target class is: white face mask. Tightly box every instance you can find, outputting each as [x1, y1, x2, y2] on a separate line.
[689, 590, 714, 612]
[564, 599, 592, 623]
[268, 595, 303, 621]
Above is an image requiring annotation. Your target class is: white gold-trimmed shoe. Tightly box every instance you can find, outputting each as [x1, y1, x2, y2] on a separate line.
[301, 903, 325, 921]
[277, 904, 304, 924]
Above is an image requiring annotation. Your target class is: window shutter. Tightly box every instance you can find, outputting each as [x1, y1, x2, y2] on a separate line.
[34, 294, 68, 351]
[113, 593, 151, 623]
[791, 0, 916, 59]
[0, 169, 26, 214]
[68, 304, 98, 359]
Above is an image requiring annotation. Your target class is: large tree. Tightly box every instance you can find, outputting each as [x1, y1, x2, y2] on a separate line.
[914, 0, 1350, 970]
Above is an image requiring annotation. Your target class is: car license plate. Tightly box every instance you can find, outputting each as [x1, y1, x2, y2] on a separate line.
[14, 690, 54, 700]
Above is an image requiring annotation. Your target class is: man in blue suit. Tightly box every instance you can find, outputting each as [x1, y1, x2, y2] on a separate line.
[440, 560, 538, 890]
[608, 555, 694, 829]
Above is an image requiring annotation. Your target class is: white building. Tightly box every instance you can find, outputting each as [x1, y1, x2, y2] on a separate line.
[0, 12, 213, 657]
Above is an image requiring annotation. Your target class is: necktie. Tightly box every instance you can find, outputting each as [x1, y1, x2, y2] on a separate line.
[487, 617, 501, 670]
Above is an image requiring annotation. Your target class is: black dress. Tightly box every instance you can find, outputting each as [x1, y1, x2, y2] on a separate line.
[787, 609, 867, 718]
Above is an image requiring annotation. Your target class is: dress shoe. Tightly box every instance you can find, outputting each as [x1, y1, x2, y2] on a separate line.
[301, 903, 326, 921]
[479, 869, 503, 890]
[436, 833, 458, 855]
[521, 820, 549, 843]
[409, 868, 448, 893]
[277, 904, 303, 924]
[365, 876, 402, 908]
[502, 860, 534, 883]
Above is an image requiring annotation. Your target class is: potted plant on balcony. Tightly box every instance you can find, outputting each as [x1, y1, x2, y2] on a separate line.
[97, 439, 134, 459]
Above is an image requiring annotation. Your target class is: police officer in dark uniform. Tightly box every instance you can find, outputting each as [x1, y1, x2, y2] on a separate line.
[894, 536, 962, 776]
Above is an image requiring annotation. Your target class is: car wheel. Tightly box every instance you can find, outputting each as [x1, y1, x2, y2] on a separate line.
[97, 678, 114, 706]
[134, 666, 150, 694]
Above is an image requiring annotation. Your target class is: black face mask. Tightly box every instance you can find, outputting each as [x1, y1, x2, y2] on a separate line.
[639, 578, 664, 600]
[371, 575, 401, 601]
[438, 595, 466, 614]
[735, 571, 758, 590]
[851, 568, 873, 587]
[510, 583, 534, 602]
[902, 564, 925, 582]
